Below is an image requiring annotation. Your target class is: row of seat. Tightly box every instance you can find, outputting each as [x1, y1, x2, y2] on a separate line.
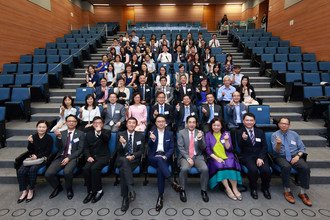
[20, 54, 73, 64]
[0, 107, 5, 148]
[261, 53, 316, 63]
[272, 61, 327, 73]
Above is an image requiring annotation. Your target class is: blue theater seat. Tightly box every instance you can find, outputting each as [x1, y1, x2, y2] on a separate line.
[75, 87, 94, 105]
[5, 88, 31, 121]
[0, 75, 14, 87]
[2, 64, 17, 74]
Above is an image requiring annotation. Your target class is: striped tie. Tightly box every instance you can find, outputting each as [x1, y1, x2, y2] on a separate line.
[249, 129, 255, 146]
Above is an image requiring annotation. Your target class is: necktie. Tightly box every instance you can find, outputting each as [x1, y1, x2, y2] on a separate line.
[127, 134, 133, 155]
[209, 105, 214, 123]
[283, 134, 292, 162]
[142, 85, 145, 100]
[184, 106, 190, 122]
[189, 131, 195, 158]
[160, 105, 164, 114]
[249, 129, 255, 146]
[110, 104, 113, 118]
[63, 132, 72, 157]
[183, 85, 186, 94]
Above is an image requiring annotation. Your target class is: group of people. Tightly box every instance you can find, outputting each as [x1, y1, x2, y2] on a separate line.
[15, 30, 312, 212]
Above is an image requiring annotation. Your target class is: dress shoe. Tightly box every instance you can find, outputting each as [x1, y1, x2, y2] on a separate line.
[171, 181, 183, 193]
[298, 193, 312, 207]
[83, 193, 94, 204]
[26, 191, 34, 203]
[262, 189, 271, 200]
[17, 195, 27, 204]
[180, 190, 187, 202]
[91, 191, 104, 203]
[67, 189, 74, 200]
[129, 191, 136, 202]
[121, 197, 129, 212]
[155, 195, 163, 212]
[201, 190, 209, 202]
[250, 190, 258, 199]
[284, 192, 295, 204]
[49, 185, 63, 199]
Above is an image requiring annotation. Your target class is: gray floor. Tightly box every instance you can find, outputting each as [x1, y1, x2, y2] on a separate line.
[0, 178, 330, 220]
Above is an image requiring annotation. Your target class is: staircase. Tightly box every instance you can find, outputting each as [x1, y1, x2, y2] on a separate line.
[0, 31, 329, 184]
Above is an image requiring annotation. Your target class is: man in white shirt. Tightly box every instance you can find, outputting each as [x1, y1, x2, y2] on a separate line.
[157, 46, 172, 63]
[131, 30, 139, 44]
[209, 34, 220, 48]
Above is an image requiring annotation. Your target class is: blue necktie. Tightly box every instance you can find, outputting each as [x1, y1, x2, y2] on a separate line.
[249, 129, 255, 146]
[184, 106, 190, 122]
[283, 134, 291, 162]
[209, 105, 214, 123]
[142, 85, 145, 100]
[160, 105, 164, 114]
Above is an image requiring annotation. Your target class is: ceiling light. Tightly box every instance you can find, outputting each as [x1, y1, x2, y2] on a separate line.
[160, 3, 176, 6]
[127, 4, 143, 6]
[93, 4, 109, 6]
[226, 2, 243, 5]
[193, 3, 210, 5]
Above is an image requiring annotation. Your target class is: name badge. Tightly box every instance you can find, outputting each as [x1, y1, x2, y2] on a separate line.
[166, 139, 170, 142]
[166, 91, 170, 94]
[199, 76, 203, 79]
[257, 108, 262, 111]
[115, 110, 120, 113]
[164, 111, 169, 115]
[291, 140, 296, 145]
[146, 88, 150, 92]
[104, 65, 108, 69]
[136, 141, 141, 145]
[214, 113, 219, 116]
[221, 139, 225, 144]
[241, 110, 247, 114]
[191, 112, 195, 116]
[73, 138, 79, 143]
[255, 138, 261, 142]
[109, 121, 114, 126]
[194, 137, 198, 142]
[218, 77, 222, 80]
[187, 88, 191, 92]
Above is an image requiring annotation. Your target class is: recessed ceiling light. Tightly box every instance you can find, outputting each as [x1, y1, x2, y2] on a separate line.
[226, 2, 243, 5]
[160, 3, 176, 6]
[93, 4, 109, 6]
[193, 3, 210, 5]
[127, 4, 143, 6]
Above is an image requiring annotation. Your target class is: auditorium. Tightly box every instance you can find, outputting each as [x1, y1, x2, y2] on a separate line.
[0, 0, 330, 219]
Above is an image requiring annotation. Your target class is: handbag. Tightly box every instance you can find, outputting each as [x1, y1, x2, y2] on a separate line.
[23, 157, 46, 166]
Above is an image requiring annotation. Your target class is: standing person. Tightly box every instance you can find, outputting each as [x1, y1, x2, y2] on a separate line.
[117, 117, 145, 211]
[16, 120, 53, 203]
[177, 116, 209, 203]
[261, 13, 268, 31]
[236, 113, 272, 200]
[271, 117, 312, 206]
[205, 118, 242, 200]
[221, 14, 228, 25]
[102, 93, 126, 132]
[45, 115, 85, 200]
[82, 117, 110, 204]
[148, 115, 183, 211]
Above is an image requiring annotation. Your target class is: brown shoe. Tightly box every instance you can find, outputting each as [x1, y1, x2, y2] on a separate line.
[284, 192, 295, 204]
[298, 193, 312, 207]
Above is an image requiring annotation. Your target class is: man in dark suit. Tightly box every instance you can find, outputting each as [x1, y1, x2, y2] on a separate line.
[102, 93, 126, 132]
[175, 95, 198, 131]
[177, 116, 209, 203]
[134, 74, 152, 105]
[151, 92, 173, 128]
[155, 76, 174, 104]
[172, 45, 186, 63]
[174, 75, 195, 103]
[82, 116, 110, 204]
[201, 93, 222, 132]
[117, 117, 145, 211]
[148, 115, 183, 212]
[45, 114, 85, 200]
[236, 113, 272, 200]
[226, 91, 247, 130]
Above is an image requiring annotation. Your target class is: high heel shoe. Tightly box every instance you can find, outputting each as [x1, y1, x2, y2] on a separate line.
[26, 192, 34, 203]
[225, 189, 237, 201]
[17, 194, 27, 204]
[233, 191, 242, 201]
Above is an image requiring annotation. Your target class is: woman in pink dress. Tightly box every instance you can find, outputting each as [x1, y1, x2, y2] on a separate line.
[127, 93, 147, 132]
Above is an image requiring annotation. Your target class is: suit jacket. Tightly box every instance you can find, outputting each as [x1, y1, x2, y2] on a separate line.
[102, 103, 126, 126]
[175, 104, 198, 125]
[148, 129, 174, 160]
[201, 104, 222, 124]
[236, 127, 267, 160]
[117, 131, 145, 160]
[151, 103, 173, 125]
[135, 84, 152, 104]
[172, 52, 186, 63]
[55, 129, 85, 160]
[84, 129, 110, 159]
[226, 103, 247, 128]
[155, 86, 174, 104]
[177, 128, 206, 160]
[237, 85, 256, 102]
[175, 84, 195, 103]
[94, 86, 108, 101]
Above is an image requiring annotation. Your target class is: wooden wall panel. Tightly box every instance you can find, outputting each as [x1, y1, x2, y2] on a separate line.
[215, 5, 242, 22]
[203, 5, 216, 31]
[268, 0, 330, 60]
[0, 0, 94, 71]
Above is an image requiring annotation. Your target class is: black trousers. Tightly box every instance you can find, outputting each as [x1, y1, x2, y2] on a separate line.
[275, 157, 310, 189]
[241, 157, 272, 191]
[116, 156, 139, 197]
[45, 157, 77, 190]
[82, 156, 109, 193]
[17, 164, 43, 191]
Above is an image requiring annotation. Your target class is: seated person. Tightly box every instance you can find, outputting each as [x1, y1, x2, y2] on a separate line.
[157, 45, 172, 63]
[174, 74, 195, 103]
[78, 95, 101, 132]
[205, 56, 216, 74]
[226, 91, 247, 130]
[95, 55, 109, 74]
[271, 117, 312, 207]
[173, 45, 186, 63]
[102, 93, 125, 132]
[124, 64, 136, 87]
[155, 76, 174, 104]
[114, 78, 130, 105]
[237, 76, 259, 106]
[209, 64, 224, 91]
[222, 54, 234, 74]
[134, 74, 152, 105]
[201, 93, 222, 132]
[209, 34, 220, 47]
[16, 120, 53, 203]
[174, 64, 189, 88]
[94, 78, 109, 104]
[196, 77, 210, 106]
[84, 65, 99, 88]
[103, 63, 116, 87]
[189, 65, 206, 89]
[205, 118, 242, 200]
[113, 54, 125, 75]
[138, 62, 154, 88]
[151, 92, 173, 129]
[144, 54, 156, 74]
[230, 65, 244, 87]
[175, 95, 198, 131]
[51, 96, 77, 132]
[155, 66, 171, 87]
[127, 93, 147, 132]
[217, 75, 236, 108]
